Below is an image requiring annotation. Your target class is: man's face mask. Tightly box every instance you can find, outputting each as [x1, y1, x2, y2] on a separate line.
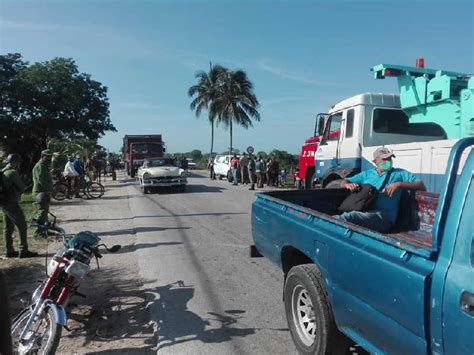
[378, 159, 393, 171]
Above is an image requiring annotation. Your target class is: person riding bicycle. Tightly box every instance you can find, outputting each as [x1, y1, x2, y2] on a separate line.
[63, 156, 80, 198]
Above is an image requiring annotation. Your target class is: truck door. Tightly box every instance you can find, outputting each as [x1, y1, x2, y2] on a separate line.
[441, 151, 474, 354]
[315, 112, 342, 181]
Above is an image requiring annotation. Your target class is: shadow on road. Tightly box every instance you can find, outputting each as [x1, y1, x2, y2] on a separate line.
[184, 184, 226, 194]
[63, 212, 247, 223]
[64, 267, 156, 351]
[98, 226, 191, 237]
[152, 281, 256, 351]
[115, 242, 183, 254]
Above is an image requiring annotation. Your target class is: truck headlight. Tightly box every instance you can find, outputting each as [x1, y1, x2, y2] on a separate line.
[143, 172, 151, 180]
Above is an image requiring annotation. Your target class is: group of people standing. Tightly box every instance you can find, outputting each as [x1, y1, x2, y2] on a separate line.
[224, 154, 283, 190]
[0, 149, 69, 258]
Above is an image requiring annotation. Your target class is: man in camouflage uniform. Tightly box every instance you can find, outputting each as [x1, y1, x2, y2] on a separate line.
[32, 150, 53, 237]
[1, 154, 38, 258]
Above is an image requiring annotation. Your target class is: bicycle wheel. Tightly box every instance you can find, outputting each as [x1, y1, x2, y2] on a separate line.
[86, 182, 104, 199]
[52, 183, 68, 201]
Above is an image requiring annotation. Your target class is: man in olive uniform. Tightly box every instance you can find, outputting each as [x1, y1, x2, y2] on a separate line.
[32, 150, 53, 237]
[1, 154, 38, 258]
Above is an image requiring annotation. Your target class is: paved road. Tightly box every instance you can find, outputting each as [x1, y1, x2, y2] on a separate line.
[127, 171, 297, 354]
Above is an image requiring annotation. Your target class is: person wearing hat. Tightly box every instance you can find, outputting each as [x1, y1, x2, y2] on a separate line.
[1, 154, 38, 258]
[32, 149, 54, 237]
[338, 146, 426, 233]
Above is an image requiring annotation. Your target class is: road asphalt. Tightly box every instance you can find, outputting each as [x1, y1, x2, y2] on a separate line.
[129, 171, 297, 354]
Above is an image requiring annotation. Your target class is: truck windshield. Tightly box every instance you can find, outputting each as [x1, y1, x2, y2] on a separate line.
[364, 108, 447, 147]
[131, 143, 162, 154]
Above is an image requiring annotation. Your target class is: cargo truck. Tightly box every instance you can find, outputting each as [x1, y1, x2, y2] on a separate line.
[314, 60, 473, 192]
[122, 135, 165, 178]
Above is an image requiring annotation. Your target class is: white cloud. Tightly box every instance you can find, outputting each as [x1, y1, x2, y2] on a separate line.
[0, 20, 73, 31]
[257, 58, 339, 86]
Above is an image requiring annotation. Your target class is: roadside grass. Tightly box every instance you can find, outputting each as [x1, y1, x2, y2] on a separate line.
[0, 193, 48, 258]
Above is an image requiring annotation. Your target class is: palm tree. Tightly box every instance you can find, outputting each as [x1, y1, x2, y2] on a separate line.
[188, 64, 227, 156]
[213, 69, 260, 155]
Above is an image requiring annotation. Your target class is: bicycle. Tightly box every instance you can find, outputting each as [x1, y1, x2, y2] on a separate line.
[52, 175, 104, 200]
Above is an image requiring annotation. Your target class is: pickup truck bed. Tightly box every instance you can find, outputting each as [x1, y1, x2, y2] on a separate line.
[259, 189, 438, 252]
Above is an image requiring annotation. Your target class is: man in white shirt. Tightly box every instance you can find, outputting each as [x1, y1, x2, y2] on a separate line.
[63, 156, 80, 198]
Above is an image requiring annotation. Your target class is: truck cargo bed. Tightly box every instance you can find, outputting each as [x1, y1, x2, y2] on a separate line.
[261, 189, 438, 251]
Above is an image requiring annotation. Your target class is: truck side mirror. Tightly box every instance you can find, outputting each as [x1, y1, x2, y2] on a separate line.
[163, 147, 166, 153]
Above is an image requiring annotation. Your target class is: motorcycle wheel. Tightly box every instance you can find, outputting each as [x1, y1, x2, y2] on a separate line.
[11, 306, 62, 355]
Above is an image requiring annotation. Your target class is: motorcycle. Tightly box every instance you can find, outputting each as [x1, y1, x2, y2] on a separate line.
[10, 213, 121, 354]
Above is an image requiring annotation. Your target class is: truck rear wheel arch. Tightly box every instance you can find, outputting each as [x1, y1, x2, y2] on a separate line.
[281, 246, 313, 277]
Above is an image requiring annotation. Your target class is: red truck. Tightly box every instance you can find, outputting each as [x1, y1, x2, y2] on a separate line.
[123, 135, 165, 177]
[297, 113, 339, 189]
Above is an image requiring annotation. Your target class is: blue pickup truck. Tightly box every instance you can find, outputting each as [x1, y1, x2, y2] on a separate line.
[251, 138, 474, 354]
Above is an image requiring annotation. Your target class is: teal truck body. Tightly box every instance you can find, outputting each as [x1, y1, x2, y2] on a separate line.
[251, 138, 474, 354]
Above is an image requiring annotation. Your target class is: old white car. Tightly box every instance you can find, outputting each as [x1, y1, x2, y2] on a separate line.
[137, 157, 187, 193]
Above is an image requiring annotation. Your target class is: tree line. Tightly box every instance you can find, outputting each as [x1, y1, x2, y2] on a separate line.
[0, 53, 116, 174]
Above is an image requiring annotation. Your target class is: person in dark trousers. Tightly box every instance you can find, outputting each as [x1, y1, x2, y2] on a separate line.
[32, 150, 53, 238]
[255, 157, 264, 188]
[208, 155, 216, 180]
[239, 153, 249, 184]
[1, 154, 38, 258]
[248, 156, 256, 190]
[0, 271, 13, 355]
[337, 147, 426, 233]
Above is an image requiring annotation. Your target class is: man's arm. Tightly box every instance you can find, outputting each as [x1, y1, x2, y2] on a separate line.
[384, 180, 426, 197]
[340, 179, 361, 192]
[340, 171, 367, 192]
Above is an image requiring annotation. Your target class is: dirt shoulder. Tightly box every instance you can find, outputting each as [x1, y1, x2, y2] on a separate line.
[3, 172, 155, 354]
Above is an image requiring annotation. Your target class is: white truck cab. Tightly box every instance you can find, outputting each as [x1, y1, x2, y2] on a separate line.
[314, 93, 456, 192]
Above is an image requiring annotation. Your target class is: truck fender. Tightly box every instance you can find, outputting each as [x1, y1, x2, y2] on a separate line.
[44, 301, 67, 326]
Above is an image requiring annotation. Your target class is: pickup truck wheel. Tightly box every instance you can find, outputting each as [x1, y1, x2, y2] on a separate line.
[284, 264, 345, 355]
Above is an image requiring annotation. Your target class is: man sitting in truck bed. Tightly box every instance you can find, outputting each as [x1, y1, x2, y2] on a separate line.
[337, 147, 426, 233]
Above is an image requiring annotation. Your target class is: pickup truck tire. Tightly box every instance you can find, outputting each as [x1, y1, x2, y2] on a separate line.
[284, 264, 348, 355]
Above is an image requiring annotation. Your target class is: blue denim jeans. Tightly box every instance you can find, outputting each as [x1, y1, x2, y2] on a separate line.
[334, 210, 393, 233]
[231, 168, 238, 185]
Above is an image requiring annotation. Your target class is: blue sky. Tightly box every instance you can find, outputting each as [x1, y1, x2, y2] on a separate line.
[0, 0, 473, 154]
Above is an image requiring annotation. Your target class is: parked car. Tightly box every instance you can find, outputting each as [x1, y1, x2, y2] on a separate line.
[137, 157, 187, 194]
[213, 155, 240, 182]
[186, 158, 197, 170]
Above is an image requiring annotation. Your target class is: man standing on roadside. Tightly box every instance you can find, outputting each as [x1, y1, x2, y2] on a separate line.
[248, 155, 256, 190]
[32, 150, 53, 237]
[240, 153, 249, 185]
[1, 154, 38, 258]
[255, 156, 264, 188]
[230, 154, 239, 186]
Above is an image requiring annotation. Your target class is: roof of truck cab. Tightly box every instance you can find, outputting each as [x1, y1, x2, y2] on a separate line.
[329, 93, 400, 114]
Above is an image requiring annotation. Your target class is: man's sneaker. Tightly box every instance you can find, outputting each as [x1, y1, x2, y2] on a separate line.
[19, 250, 39, 258]
[5, 251, 19, 258]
